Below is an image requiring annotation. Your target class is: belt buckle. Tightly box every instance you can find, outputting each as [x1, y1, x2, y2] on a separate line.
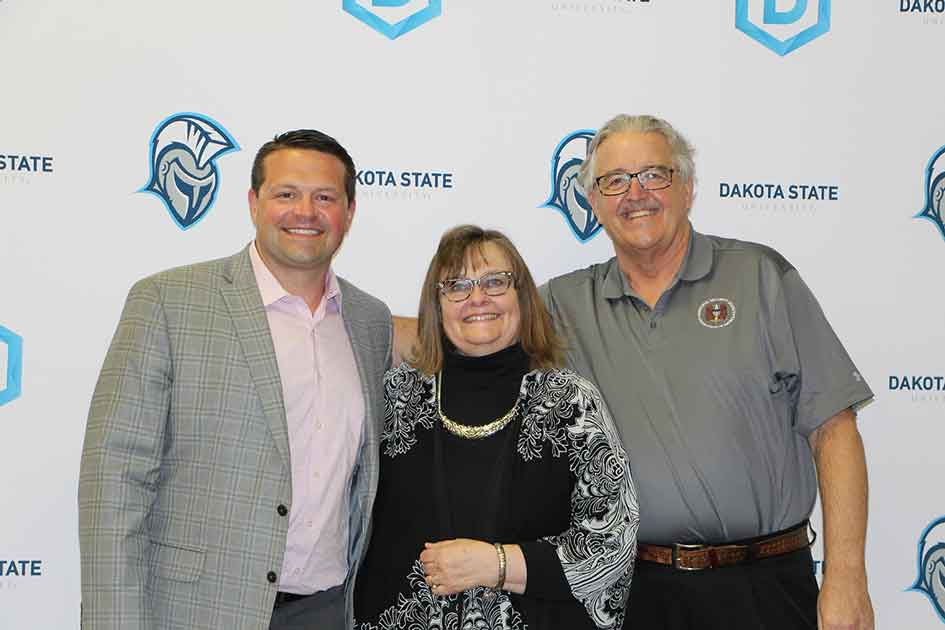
[672, 543, 707, 571]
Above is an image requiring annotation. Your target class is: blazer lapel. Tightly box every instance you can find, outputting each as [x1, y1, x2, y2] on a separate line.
[337, 278, 380, 445]
[220, 246, 292, 472]
[336, 278, 384, 564]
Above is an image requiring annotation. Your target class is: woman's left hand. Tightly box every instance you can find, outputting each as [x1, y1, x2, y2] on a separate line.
[419, 538, 499, 596]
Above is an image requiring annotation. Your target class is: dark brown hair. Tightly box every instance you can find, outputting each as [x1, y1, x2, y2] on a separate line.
[250, 129, 356, 202]
[411, 225, 564, 375]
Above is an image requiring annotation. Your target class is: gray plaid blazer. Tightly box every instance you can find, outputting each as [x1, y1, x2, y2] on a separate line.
[79, 246, 392, 630]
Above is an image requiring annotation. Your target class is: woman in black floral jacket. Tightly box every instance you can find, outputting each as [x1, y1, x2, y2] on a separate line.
[355, 225, 639, 630]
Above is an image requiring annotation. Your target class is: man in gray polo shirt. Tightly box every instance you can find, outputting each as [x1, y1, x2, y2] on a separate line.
[539, 114, 873, 630]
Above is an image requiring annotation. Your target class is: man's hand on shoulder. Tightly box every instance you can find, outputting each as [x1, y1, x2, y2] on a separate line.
[392, 316, 418, 365]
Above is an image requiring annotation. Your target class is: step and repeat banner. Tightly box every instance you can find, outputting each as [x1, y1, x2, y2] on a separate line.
[1, 0, 943, 627]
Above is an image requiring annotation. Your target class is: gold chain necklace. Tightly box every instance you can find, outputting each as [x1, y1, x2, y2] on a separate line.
[436, 372, 517, 440]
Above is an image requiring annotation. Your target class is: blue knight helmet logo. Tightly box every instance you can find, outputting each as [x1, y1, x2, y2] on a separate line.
[140, 113, 239, 230]
[541, 130, 600, 243]
[910, 515, 945, 623]
[916, 145, 945, 242]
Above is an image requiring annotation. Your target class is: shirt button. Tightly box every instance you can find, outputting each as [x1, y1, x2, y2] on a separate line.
[277, 504, 288, 517]
[267, 571, 277, 583]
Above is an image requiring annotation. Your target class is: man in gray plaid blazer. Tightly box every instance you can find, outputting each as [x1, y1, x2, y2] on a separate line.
[79, 130, 392, 630]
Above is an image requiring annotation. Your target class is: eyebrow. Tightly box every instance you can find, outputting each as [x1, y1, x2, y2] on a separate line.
[269, 183, 340, 193]
[446, 265, 511, 280]
[600, 164, 670, 175]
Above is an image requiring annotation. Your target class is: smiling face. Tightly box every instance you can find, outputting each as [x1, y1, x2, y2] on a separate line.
[588, 131, 693, 259]
[439, 242, 522, 357]
[248, 148, 355, 283]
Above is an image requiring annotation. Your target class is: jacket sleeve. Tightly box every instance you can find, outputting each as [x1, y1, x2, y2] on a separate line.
[79, 278, 172, 630]
[519, 373, 639, 630]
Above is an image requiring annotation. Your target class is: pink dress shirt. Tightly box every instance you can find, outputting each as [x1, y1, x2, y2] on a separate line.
[250, 243, 365, 594]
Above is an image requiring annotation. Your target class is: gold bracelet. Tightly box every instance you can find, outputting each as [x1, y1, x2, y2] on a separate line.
[493, 542, 507, 590]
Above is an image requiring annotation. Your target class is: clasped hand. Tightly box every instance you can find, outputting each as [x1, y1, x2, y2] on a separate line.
[419, 538, 499, 596]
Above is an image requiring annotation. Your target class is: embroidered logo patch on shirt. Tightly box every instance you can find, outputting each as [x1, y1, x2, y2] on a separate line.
[697, 298, 736, 328]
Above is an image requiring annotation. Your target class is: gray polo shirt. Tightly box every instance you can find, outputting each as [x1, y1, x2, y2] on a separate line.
[540, 228, 873, 544]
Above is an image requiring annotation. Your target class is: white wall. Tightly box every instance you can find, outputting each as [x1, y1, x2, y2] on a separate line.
[1, 0, 944, 627]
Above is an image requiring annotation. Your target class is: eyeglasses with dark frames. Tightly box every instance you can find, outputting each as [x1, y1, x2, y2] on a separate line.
[436, 271, 514, 302]
[595, 166, 674, 196]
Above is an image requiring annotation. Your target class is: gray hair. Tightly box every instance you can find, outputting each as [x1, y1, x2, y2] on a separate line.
[578, 114, 696, 194]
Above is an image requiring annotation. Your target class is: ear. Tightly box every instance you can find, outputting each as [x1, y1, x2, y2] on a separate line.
[344, 198, 357, 232]
[683, 178, 695, 209]
[248, 188, 259, 227]
[587, 187, 601, 220]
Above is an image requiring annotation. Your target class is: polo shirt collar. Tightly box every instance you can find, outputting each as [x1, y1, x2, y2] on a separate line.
[601, 223, 713, 299]
[680, 228, 713, 282]
[602, 257, 630, 299]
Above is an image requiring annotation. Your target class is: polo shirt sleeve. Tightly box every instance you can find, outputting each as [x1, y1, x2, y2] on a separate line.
[538, 282, 553, 312]
[776, 267, 873, 436]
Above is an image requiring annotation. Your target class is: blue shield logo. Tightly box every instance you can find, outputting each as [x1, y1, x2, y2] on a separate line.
[0, 325, 23, 406]
[909, 516, 945, 624]
[343, 0, 441, 39]
[541, 130, 600, 243]
[916, 144, 945, 242]
[735, 0, 831, 56]
[140, 113, 239, 230]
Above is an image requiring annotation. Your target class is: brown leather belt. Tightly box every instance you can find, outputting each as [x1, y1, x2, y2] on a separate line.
[637, 522, 814, 571]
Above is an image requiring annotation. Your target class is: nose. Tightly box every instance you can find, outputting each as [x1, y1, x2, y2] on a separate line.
[624, 175, 648, 199]
[467, 283, 490, 305]
[296, 194, 319, 218]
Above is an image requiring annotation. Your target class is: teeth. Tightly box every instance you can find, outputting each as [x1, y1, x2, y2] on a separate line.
[464, 314, 499, 322]
[623, 209, 657, 219]
[286, 228, 322, 235]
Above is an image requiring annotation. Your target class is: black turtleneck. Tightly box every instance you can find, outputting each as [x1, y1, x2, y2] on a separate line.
[440, 343, 530, 425]
[436, 343, 531, 540]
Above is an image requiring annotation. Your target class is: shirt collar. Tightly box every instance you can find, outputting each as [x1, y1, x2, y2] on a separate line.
[601, 223, 714, 299]
[602, 257, 630, 299]
[680, 228, 713, 282]
[249, 241, 342, 311]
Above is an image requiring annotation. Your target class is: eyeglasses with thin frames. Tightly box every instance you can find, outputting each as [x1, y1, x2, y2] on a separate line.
[436, 271, 514, 302]
[595, 166, 674, 196]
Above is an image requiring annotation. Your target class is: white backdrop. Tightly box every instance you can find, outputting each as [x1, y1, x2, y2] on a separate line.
[1, 0, 944, 627]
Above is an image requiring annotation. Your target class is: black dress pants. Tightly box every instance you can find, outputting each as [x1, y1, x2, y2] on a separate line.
[624, 548, 818, 630]
[269, 584, 346, 630]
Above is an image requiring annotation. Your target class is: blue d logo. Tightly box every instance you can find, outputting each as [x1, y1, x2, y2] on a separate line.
[764, 0, 807, 24]
[343, 0, 442, 39]
[0, 325, 23, 406]
[735, 0, 830, 56]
